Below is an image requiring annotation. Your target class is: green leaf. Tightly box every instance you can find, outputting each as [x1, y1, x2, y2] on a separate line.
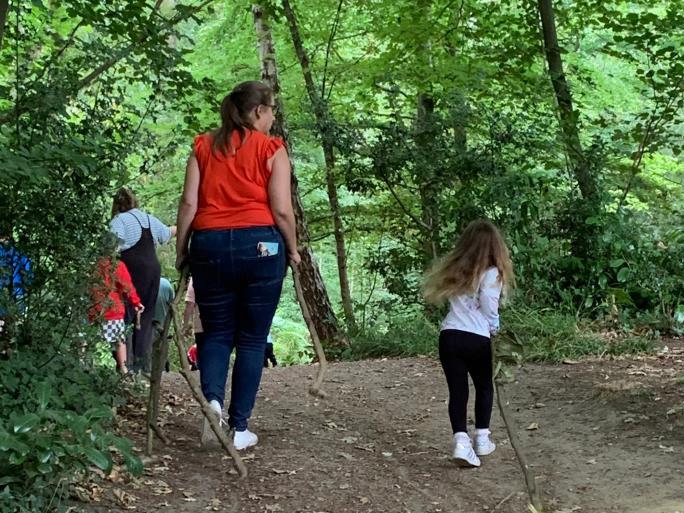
[36, 382, 51, 411]
[84, 407, 113, 422]
[12, 414, 40, 434]
[124, 454, 144, 476]
[36, 462, 52, 474]
[598, 274, 608, 289]
[0, 476, 20, 486]
[617, 267, 630, 283]
[0, 433, 30, 454]
[83, 447, 112, 472]
[607, 288, 635, 306]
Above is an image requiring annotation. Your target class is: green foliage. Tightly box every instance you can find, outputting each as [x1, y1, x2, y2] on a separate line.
[0, 1, 216, 510]
[341, 317, 439, 360]
[497, 306, 655, 363]
[0, 0, 682, 505]
[271, 316, 313, 365]
[0, 348, 141, 513]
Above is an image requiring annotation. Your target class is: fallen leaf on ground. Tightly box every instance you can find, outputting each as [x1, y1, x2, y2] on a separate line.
[113, 488, 137, 509]
[526, 423, 539, 430]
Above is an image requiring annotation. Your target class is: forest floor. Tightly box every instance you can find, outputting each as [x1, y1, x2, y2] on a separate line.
[88, 340, 684, 513]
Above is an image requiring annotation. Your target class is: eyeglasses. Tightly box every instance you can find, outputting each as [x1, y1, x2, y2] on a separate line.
[262, 103, 278, 114]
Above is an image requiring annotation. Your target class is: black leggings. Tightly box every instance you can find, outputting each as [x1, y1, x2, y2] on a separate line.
[439, 329, 494, 433]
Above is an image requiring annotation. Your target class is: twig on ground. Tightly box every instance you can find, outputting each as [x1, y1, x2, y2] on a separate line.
[492, 491, 516, 512]
[495, 380, 544, 512]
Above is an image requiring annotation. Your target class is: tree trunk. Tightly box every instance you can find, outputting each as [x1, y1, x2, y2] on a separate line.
[280, 0, 357, 332]
[537, 0, 598, 203]
[252, 4, 347, 349]
[0, 0, 9, 52]
[416, 92, 440, 267]
[412, 0, 440, 268]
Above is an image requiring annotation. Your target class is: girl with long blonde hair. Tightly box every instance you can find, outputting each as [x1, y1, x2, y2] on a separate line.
[423, 219, 514, 467]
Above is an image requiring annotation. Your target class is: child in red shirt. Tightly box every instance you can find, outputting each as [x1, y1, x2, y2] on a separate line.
[90, 257, 144, 374]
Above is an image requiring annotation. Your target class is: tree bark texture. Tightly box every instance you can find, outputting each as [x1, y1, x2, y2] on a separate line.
[0, 0, 9, 52]
[537, 0, 598, 202]
[252, 4, 347, 349]
[280, 0, 357, 332]
[416, 92, 440, 266]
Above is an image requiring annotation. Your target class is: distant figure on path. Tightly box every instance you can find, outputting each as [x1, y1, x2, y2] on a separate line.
[90, 236, 144, 374]
[111, 187, 175, 373]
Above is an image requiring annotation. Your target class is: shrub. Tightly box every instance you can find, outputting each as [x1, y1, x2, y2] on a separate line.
[0, 348, 142, 513]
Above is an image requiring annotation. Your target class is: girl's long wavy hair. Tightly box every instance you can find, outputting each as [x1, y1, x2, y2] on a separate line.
[423, 219, 514, 304]
[212, 80, 273, 156]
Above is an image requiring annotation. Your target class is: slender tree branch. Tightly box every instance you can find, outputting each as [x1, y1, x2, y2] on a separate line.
[380, 176, 431, 231]
[618, 72, 684, 209]
[321, 0, 344, 99]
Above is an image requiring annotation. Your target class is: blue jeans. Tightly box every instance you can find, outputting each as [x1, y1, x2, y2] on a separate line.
[190, 226, 286, 431]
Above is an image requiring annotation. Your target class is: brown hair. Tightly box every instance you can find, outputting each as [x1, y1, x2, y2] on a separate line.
[111, 187, 138, 217]
[423, 219, 514, 304]
[213, 81, 274, 156]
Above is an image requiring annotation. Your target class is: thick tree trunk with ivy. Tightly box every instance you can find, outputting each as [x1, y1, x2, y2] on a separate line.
[252, 4, 348, 350]
[280, 0, 357, 332]
[537, 0, 598, 203]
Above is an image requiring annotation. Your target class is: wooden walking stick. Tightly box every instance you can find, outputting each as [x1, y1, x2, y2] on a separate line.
[146, 304, 173, 455]
[170, 299, 248, 478]
[145, 267, 247, 478]
[291, 264, 327, 399]
[492, 339, 544, 512]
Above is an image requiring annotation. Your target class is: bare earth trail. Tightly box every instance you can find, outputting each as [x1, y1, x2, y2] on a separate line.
[93, 343, 684, 513]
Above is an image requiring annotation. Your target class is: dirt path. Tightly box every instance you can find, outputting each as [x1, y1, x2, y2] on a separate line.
[91, 344, 684, 513]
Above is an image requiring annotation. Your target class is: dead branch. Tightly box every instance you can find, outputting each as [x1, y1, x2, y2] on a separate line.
[145, 267, 247, 478]
[170, 299, 248, 478]
[493, 350, 544, 513]
[291, 265, 328, 398]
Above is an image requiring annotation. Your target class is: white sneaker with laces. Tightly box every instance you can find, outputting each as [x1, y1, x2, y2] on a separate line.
[474, 428, 496, 456]
[200, 400, 223, 448]
[475, 437, 496, 456]
[452, 433, 481, 467]
[233, 429, 258, 450]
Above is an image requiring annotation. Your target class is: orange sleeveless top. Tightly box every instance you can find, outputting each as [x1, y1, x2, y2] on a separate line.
[191, 130, 285, 230]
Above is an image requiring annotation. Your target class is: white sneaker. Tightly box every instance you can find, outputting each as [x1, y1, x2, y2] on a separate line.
[453, 434, 480, 467]
[233, 429, 258, 450]
[200, 400, 223, 448]
[475, 436, 496, 456]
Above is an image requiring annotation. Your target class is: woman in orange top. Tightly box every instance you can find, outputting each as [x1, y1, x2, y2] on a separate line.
[175, 81, 299, 451]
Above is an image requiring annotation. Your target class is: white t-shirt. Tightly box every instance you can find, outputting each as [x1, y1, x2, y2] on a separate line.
[110, 209, 172, 251]
[441, 266, 502, 338]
